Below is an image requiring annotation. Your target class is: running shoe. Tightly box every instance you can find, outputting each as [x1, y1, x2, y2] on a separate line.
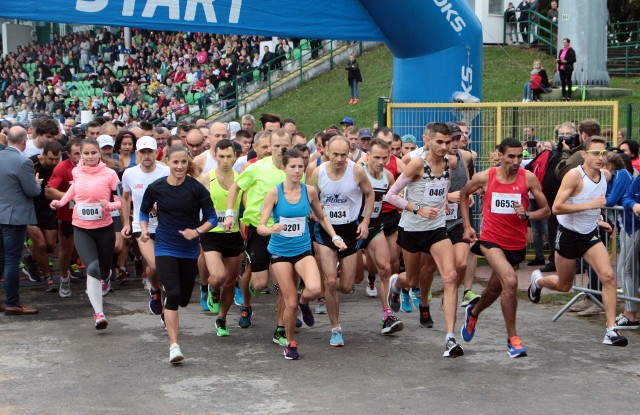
[207, 287, 221, 315]
[295, 317, 303, 328]
[44, 276, 57, 292]
[443, 337, 464, 358]
[284, 341, 300, 360]
[461, 290, 481, 307]
[94, 312, 108, 330]
[234, 286, 243, 306]
[68, 265, 86, 281]
[142, 275, 151, 292]
[410, 288, 421, 309]
[400, 289, 412, 313]
[169, 343, 184, 364]
[329, 327, 344, 347]
[249, 282, 261, 298]
[315, 298, 327, 314]
[528, 270, 543, 303]
[461, 304, 477, 342]
[299, 302, 315, 327]
[238, 306, 252, 328]
[101, 279, 111, 297]
[603, 327, 628, 347]
[507, 336, 528, 358]
[200, 290, 209, 311]
[115, 267, 129, 286]
[58, 277, 72, 298]
[419, 305, 434, 328]
[388, 274, 400, 312]
[365, 281, 377, 298]
[381, 315, 404, 335]
[215, 317, 230, 337]
[21, 255, 40, 282]
[615, 314, 640, 330]
[149, 289, 163, 315]
[273, 327, 287, 346]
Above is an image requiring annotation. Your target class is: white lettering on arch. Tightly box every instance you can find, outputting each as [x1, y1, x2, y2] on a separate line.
[76, 0, 108, 13]
[142, 0, 180, 20]
[184, 0, 217, 23]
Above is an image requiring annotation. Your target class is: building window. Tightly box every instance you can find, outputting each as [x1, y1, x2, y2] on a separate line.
[488, 0, 502, 15]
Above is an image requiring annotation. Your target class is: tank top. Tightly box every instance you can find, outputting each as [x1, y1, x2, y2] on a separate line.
[557, 165, 606, 234]
[480, 167, 530, 250]
[208, 170, 241, 233]
[202, 150, 218, 174]
[381, 154, 399, 214]
[446, 151, 468, 230]
[363, 163, 389, 225]
[268, 183, 311, 257]
[318, 160, 362, 225]
[399, 158, 450, 232]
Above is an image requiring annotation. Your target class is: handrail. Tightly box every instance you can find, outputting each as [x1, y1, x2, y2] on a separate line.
[150, 39, 344, 125]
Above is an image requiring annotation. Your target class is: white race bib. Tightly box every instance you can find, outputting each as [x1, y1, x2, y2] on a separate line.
[491, 192, 521, 214]
[424, 182, 447, 204]
[445, 203, 458, 221]
[280, 217, 306, 237]
[324, 205, 350, 225]
[372, 200, 382, 219]
[149, 212, 158, 227]
[215, 210, 226, 228]
[78, 203, 102, 221]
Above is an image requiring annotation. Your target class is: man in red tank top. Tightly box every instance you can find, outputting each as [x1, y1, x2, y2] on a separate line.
[459, 138, 550, 358]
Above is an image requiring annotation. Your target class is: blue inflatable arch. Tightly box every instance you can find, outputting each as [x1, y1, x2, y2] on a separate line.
[1, 0, 482, 103]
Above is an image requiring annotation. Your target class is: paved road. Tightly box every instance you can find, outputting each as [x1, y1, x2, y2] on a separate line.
[1, 275, 638, 415]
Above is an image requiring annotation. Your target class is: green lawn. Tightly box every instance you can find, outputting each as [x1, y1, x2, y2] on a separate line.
[249, 44, 639, 135]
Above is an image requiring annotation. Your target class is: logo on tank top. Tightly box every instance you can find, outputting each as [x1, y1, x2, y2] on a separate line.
[512, 186, 519, 190]
[323, 194, 348, 204]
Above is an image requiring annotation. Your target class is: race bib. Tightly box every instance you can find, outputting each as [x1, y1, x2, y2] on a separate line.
[215, 210, 226, 228]
[110, 209, 121, 217]
[78, 203, 102, 221]
[280, 217, 306, 237]
[445, 203, 458, 221]
[324, 205, 350, 225]
[372, 200, 382, 219]
[491, 192, 521, 214]
[149, 211, 158, 227]
[424, 182, 447, 204]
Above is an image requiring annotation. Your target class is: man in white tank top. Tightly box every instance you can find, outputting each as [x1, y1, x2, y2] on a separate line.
[529, 136, 628, 347]
[194, 122, 230, 174]
[309, 136, 374, 347]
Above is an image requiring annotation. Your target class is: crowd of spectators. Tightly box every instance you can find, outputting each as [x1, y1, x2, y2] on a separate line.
[0, 28, 312, 128]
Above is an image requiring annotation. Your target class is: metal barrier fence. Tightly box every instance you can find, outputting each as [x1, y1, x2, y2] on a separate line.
[553, 206, 640, 321]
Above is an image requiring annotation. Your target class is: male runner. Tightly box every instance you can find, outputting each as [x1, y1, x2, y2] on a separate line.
[460, 138, 550, 358]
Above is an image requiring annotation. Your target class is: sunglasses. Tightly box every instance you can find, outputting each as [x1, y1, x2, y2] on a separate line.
[585, 150, 608, 156]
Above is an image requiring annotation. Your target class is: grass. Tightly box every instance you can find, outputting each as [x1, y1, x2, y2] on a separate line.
[248, 44, 640, 135]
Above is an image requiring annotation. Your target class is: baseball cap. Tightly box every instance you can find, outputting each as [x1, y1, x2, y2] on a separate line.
[97, 134, 115, 148]
[71, 126, 85, 137]
[358, 128, 372, 140]
[341, 117, 355, 126]
[136, 136, 157, 151]
[401, 134, 417, 144]
[228, 121, 241, 139]
[446, 122, 463, 138]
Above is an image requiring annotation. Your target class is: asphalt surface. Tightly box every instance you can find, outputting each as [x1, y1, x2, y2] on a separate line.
[0, 273, 638, 415]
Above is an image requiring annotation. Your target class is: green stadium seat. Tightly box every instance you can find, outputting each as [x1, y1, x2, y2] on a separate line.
[131, 105, 138, 117]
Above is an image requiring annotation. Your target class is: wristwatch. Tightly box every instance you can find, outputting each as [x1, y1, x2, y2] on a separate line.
[412, 204, 420, 214]
[523, 211, 529, 220]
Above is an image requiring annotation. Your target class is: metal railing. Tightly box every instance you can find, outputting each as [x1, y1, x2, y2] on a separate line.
[151, 40, 357, 124]
[502, 10, 557, 54]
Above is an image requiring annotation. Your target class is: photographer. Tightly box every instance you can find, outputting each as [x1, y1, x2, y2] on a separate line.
[555, 119, 601, 181]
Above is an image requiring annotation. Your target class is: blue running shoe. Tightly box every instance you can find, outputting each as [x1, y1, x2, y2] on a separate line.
[410, 288, 421, 309]
[400, 289, 412, 313]
[461, 304, 477, 342]
[234, 286, 243, 306]
[238, 307, 252, 328]
[200, 290, 209, 311]
[299, 302, 315, 327]
[149, 289, 163, 315]
[507, 336, 528, 358]
[329, 327, 344, 347]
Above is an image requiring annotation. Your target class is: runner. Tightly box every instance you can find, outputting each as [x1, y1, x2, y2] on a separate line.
[46, 138, 84, 297]
[459, 137, 550, 357]
[528, 136, 628, 347]
[384, 122, 463, 357]
[27, 141, 62, 291]
[198, 139, 245, 337]
[120, 136, 170, 317]
[309, 135, 374, 346]
[345, 125, 366, 164]
[139, 144, 217, 364]
[50, 138, 122, 329]
[259, 147, 346, 359]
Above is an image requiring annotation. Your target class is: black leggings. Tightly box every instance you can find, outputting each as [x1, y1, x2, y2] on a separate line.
[156, 256, 198, 311]
[74, 224, 115, 281]
[559, 69, 573, 98]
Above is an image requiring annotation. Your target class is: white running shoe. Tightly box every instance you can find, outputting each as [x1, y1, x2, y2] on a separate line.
[169, 343, 184, 364]
[142, 276, 151, 292]
[101, 279, 111, 297]
[59, 277, 72, 298]
[365, 281, 377, 298]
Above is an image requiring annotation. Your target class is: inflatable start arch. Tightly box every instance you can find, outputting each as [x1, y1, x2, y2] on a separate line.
[1, 0, 483, 103]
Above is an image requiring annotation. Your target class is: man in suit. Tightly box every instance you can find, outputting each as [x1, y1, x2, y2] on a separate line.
[0, 126, 43, 315]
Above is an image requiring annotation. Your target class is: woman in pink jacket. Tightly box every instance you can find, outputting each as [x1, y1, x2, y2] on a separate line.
[51, 138, 121, 330]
